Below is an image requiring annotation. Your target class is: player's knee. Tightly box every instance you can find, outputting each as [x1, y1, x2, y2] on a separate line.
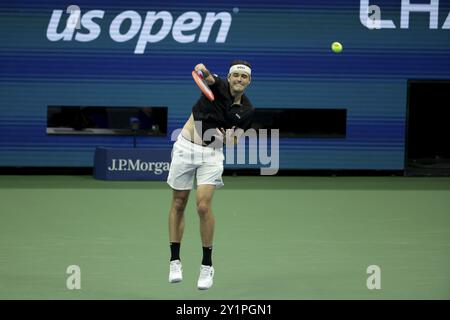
[196, 201, 211, 217]
[173, 197, 188, 213]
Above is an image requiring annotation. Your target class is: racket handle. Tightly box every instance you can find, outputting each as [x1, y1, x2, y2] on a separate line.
[196, 70, 204, 78]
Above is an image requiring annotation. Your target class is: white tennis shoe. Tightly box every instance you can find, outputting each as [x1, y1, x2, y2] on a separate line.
[197, 265, 214, 290]
[169, 260, 183, 283]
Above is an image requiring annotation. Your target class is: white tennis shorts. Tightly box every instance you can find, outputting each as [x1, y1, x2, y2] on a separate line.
[167, 134, 224, 190]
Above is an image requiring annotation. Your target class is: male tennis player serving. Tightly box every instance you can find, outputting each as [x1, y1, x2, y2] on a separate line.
[166, 60, 254, 290]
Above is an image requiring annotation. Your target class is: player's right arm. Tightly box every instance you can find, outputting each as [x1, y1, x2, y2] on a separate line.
[194, 63, 215, 85]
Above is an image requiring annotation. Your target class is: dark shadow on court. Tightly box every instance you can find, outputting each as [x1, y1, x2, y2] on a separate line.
[1, 176, 450, 191]
[222, 176, 450, 191]
[0, 176, 165, 190]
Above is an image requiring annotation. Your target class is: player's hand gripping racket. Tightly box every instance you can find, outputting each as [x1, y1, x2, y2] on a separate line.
[192, 70, 215, 101]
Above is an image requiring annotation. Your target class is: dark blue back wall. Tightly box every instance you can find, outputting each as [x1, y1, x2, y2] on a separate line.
[1, 0, 449, 169]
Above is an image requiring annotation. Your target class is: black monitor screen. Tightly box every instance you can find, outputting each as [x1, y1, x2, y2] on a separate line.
[251, 108, 347, 138]
[47, 106, 167, 136]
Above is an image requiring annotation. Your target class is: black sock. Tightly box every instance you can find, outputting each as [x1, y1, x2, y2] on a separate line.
[202, 246, 213, 266]
[170, 242, 180, 261]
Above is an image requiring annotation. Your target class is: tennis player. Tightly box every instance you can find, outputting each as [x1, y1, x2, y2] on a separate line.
[166, 60, 254, 289]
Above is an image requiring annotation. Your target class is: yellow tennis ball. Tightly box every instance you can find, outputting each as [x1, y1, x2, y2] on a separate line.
[332, 42, 343, 53]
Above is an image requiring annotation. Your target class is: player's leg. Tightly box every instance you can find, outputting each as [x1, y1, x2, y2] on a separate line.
[167, 133, 197, 253]
[195, 146, 224, 246]
[195, 184, 217, 289]
[168, 189, 190, 246]
[195, 151, 224, 289]
[196, 158, 224, 263]
[196, 184, 216, 250]
[166, 134, 197, 283]
[167, 189, 190, 283]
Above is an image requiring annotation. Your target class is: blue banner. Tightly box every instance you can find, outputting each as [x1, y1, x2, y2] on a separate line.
[93, 147, 171, 180]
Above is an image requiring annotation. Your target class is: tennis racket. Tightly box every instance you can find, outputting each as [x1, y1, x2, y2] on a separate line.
[192, 70, 215, 101]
